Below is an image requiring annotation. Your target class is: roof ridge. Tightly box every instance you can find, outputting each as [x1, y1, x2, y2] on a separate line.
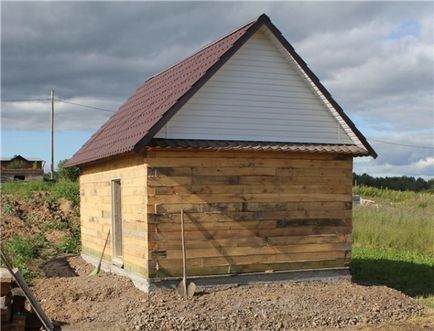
[141, 15, 263, 86]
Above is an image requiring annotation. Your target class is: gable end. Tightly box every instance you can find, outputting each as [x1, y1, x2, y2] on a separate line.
[155, 28, 355, 145]
[67, 14, 376, 168]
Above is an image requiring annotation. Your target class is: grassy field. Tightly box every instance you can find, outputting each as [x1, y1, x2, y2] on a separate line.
[352, 186, 434, 307]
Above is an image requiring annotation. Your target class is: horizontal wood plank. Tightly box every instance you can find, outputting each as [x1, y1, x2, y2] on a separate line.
[149, 225, 351, 241]
[150, 258, 349, 278]
[154, 251, 350, 269]
[148, 192, 351, 204]
[151, 183, 351, 196]
[149, 209, 352, 223]
[150, 234, 350, 250]
[149, 201, 352, 214]
[152, 242, 351, 260]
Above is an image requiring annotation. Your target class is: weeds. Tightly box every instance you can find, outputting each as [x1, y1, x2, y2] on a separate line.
[3, 235, 46, 281]
[1, 180, 79, 206]
[57, 225, 81, 254]
[50, 181, 80, 206]
[43, 220, 69, 231]
[1, 198, 17, 215]
[1, 180, 80, 281]
[417, 296, 434, 309]
[22, 212, 38, 224]
[353, 186, 433, 256]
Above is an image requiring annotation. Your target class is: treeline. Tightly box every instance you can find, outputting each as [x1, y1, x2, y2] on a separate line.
[353, 173, 434, 192]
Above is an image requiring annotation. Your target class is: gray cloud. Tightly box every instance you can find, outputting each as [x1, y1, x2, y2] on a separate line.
[1, 2, 433, 177]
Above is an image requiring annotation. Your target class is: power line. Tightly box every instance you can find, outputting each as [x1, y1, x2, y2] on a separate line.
[55, 98, 116, 113]
[1, 97, 116, 113]
[1, 98, 50, 102]
[370, 139, 434, 150]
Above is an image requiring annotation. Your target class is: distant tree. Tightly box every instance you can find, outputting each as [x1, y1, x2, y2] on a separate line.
[353, 173, 431, 192]
[427, 179, 434, 192]
[57, 159, 79, 182]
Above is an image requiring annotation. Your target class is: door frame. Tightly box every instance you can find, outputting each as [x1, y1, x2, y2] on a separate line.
[111, 178, 123, 267]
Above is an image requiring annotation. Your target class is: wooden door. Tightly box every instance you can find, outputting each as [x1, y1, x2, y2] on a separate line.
[111, 179, 123, 266]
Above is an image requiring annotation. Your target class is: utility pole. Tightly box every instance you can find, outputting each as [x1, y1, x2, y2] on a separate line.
[50, 89, 55, 180]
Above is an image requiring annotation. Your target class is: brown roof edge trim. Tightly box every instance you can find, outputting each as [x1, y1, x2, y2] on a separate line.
[132, 14, 270, 153]
[147, 146, 366, 157]
[263, 20, 377, 159]
[66, 151, 140, 169]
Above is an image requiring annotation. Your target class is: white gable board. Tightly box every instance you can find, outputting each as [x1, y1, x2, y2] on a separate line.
[155, 28, 354, 145]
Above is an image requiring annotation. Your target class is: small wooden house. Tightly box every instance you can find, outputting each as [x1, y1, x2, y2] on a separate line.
[66, 14, 376, 291]
[1, 155, 44, 182]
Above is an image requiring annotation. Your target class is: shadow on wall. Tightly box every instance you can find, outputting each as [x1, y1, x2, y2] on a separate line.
[351, 258, 434, 297]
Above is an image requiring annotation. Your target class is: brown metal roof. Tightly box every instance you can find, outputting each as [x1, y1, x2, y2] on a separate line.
[67, 14, 376, 167]
[148, 139, 369, 155]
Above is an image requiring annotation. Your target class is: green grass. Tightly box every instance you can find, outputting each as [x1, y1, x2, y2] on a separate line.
[3, 235, 46, 281]
[57, 225, 81, 254]
[352, 186, 434, 307]
[353, 186, 433, 256]
[352, 247, 434, 297]
[418, 296, 434, 309]
[1, 180, 79, 206]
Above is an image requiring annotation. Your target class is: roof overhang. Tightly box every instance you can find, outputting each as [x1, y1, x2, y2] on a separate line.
[148, 139, 369, 156]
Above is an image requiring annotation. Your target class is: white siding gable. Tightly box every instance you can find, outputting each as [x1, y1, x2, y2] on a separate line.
[156, 28, 354, 145]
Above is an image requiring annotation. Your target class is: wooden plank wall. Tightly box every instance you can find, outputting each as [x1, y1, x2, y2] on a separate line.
[80, 153, 148, 277]
[146, 149, 353, 278]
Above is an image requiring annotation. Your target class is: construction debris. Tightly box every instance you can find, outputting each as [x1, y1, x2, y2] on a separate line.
[1, 268, 26, 331]
[0, 250, 55, 331]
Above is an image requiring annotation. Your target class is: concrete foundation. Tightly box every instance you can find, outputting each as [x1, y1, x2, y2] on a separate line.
[81, 253, 350, 293]
[81, 254, 151, 292]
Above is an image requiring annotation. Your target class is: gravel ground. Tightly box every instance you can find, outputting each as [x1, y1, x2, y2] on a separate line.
[29, 256, 426, 331]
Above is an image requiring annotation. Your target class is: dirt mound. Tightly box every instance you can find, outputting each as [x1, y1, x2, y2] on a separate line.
[1, 193, 80, 279]
[30, 257, 424, 331]
[0, 193, 78, 243]
[41, 256, 94, 278]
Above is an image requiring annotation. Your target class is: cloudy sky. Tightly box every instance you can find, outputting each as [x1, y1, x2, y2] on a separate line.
[1, 2, 433, 177]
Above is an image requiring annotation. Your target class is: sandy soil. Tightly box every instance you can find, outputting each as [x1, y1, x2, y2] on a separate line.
[30, 256, 427, 331]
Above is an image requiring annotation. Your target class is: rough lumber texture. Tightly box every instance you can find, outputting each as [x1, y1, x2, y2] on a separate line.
[146, 149, 353, 278]
[80, 153, 148, 277]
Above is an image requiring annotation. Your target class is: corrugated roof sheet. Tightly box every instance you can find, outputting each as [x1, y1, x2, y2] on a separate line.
[67, 14, 376, 167]
[148, 139, 369, 155]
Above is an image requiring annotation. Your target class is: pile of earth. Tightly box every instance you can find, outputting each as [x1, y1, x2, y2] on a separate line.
[0, 193, 78, 246]
[30, 256, 427, 331]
